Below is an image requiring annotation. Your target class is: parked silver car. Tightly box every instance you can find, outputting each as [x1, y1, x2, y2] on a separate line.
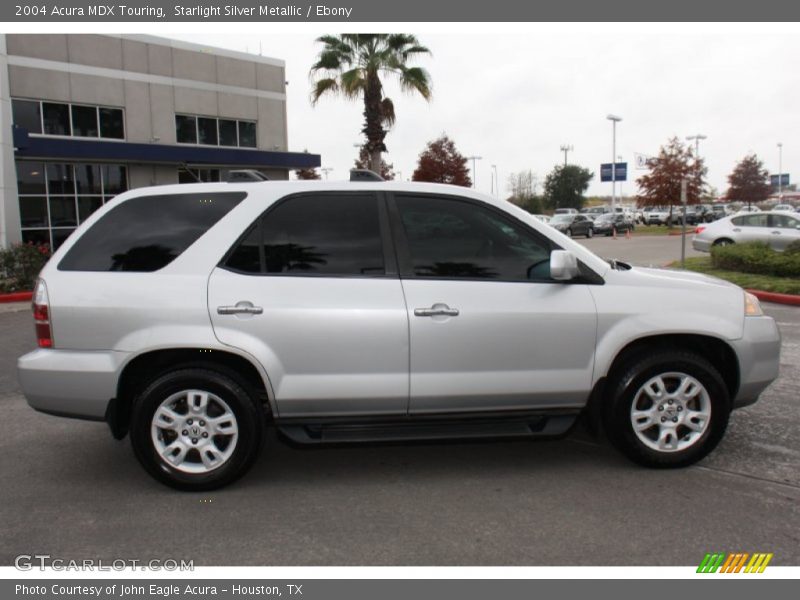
[692, 211, 800, 252]
[18, 177, 781, 490]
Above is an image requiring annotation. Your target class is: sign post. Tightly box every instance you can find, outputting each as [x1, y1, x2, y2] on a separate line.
[680, 179, 688, 269]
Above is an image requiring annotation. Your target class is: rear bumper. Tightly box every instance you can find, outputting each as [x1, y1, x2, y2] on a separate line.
[730, 316, 782, 409]
[17, 349, 130, 420]
[692, 237, 712, 252]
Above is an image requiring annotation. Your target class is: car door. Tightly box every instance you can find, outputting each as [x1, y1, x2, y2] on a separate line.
[768, 213, 800, 250]
[732, 213, 770, 244]
[391, 193, 598, 415]
[208, 192, 410, 418]
[573, 214, 590, 235]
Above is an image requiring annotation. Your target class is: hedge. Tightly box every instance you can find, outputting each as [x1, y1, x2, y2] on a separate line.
[0, 242, 50, 293]
[711, 241, 800, 278]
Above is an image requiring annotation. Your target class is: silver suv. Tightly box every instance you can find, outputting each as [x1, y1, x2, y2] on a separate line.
[18, 177, 781, 490]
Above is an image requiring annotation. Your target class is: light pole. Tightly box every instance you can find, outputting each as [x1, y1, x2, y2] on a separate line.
[778, 143, 783, 199]
[617, 155, 624, 201]
[491, 164, 498, 196]
[321, 167, 333, 180]
[607, 115, 622, 214]
[686, 134, 707, 160]
[467, 155, 482, 188]
[560, 144, 573, 167]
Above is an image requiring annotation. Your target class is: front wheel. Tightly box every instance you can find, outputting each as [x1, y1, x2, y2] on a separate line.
[603, 350, 730, 468]
[130, 368, 263, 490]
[566, 228, 573, 237]
[586, 227, 594, 238]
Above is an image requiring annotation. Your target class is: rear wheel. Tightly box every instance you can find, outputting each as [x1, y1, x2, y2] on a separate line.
[603, 350, 730, 468]
[586, 227, 594, 238]
[130, 368, 263, 490]
[566, 228, 573, 237]
[713, 238, 734, 247]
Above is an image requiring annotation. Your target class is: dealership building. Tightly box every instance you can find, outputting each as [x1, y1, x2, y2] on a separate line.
[0, 33, 320, 249]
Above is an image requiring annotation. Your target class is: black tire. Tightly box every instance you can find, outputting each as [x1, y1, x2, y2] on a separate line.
[130, 368, 263, 491]
[586, 227, 594, 239]
[602, 350, 730, 468]
[566, 228, 573, 237]
[713, 238, 734, 247]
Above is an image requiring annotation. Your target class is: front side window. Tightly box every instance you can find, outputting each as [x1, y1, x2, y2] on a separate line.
[223, 194, 385, 277]
[59, 192, 246, 272]
[396, 195, 553, 281]
[770, 214, 800, 229]
[734, 214, 769, 227]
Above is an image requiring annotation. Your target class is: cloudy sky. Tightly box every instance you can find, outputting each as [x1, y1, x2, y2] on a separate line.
[174, 29, 797, 198]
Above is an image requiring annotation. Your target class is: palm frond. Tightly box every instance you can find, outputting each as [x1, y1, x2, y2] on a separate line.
[340, 68, 366, 99]
[398, 66, 432, 100]
[310, 78, 339, 104]
[380, 97, 396, 127]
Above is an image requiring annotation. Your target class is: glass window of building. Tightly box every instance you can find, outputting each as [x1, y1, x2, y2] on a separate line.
[12, 99, 42, 134]
[175, 115, 198, 143]
[42, 102, 70, 136]
[71, 105, 99, 137]
[238, 121, 257, 148]
[176, 114, 257, 148]
[17, 160, 129, 250]
[99, 108, 124, 139]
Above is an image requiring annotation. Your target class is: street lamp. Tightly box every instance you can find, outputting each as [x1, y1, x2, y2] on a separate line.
[467, 155, 482, 188]
[618, 154, 624, 200]
[491, 164, 498, 196]
[607, 114, 622, 214]
[560, 144, 573, 167]
[686, 134, 707, 159]
[778, 143, 784, 199]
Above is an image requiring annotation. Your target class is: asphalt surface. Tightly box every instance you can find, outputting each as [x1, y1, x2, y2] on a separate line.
[1, 240, 798, 566]
[579, 231, 703, 266]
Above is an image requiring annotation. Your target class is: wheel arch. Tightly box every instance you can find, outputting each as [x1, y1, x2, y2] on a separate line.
[109, 347, 274, 440]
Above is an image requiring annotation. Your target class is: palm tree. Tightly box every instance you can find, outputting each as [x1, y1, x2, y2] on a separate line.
[310, 34, 432, 173]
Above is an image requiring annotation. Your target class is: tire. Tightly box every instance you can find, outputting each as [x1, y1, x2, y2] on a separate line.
[130, 368, 264, 491]
[566, 228, 573, 238]
[602, 350, 730, 468]
[713, 238, 734, 247]
[586, 227, 594, 239]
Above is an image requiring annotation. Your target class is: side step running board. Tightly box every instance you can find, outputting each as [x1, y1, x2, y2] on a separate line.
[277, 414, 577, 445]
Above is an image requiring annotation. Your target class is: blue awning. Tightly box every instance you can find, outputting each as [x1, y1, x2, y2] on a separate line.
[12, 126, 321, 170]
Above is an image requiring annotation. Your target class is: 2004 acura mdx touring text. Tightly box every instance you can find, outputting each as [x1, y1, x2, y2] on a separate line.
[18, 172, 781, 490]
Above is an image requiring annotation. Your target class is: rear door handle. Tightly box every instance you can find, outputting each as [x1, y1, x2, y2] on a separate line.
[217, 301, 263, 315]
[771, 231, 781, 235]
[732, 228, 741, 232]
[414, 303, 460, 318]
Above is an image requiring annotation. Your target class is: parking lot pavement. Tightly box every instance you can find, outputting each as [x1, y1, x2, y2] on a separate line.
[578, 233, 703, 266]
[1, 303, 798, 566]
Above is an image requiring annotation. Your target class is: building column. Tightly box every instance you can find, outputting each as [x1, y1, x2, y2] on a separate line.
[0, 34, 22, 249]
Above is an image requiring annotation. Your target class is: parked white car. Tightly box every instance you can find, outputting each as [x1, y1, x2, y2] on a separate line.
[772, 204, 796, 213]
[531, 214, 551, 224]
[692, 211, 800, 252]
[18, 175, 781, 490]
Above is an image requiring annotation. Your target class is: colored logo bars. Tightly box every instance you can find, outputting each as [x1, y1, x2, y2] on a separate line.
[697, 552, 774, 573]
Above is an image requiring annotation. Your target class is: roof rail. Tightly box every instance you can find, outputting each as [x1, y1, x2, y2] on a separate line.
[227, 169, 270, 182]
[350, 169, 384, 182]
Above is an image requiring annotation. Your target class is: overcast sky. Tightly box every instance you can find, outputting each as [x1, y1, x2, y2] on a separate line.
[174, 31, 797, 198]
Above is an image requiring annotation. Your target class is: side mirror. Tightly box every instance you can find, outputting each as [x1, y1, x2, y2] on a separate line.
[550, 250, 580, 281]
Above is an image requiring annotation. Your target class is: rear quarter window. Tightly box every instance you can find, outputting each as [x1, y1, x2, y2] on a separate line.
[58, 192, 246, 272]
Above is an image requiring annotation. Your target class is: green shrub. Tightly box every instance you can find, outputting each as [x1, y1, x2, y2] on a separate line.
[0, 242, 51, 293]
[711, 241, 800, 278]
[785, 240, 800, 256]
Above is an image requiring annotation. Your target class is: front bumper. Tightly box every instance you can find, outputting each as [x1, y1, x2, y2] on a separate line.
[17, 349, 130, 420]
[730, 315, 782, 409]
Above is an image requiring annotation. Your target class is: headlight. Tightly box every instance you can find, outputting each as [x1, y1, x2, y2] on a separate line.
[744, 291, 763, 316]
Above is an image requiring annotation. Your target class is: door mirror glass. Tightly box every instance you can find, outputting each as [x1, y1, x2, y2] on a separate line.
[550, 250, 579, 281]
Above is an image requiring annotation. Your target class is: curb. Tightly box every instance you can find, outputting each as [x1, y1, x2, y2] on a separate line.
[0, 291, 32, 304]
[746, 289, 800, 307]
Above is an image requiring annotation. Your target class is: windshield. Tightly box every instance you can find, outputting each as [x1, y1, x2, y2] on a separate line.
[551, 215, 572, 223]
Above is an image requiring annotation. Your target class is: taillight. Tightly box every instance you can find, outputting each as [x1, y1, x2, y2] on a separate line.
[695, 226, 706, 235]
[32, 279, 52, 348]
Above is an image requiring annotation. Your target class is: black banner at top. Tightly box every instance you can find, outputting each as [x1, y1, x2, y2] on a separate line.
[4, 0, 800, 22]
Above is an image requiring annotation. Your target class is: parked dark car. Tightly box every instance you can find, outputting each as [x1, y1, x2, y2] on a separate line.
[684, 204, 714, 225]
[549, 213, 594, 238]
[593, 213, 635, 236]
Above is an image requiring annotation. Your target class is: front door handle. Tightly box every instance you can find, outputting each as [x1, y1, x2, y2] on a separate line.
[414, 303, 460, 318]
[217, 301, 263, 315]
[771, 231, 781, 235]
[732, 228, 741, 232]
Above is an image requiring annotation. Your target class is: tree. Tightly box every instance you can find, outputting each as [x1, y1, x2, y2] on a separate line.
[542, 165, 593, 210]
[411, 134, 471, 186]
[726, 154, 771, 209]
[636, 137, 706, 220]
[310, 34, 432, 173]
[354, 145, 396, 180]
[506, 170, 543, 213]
[294, 167, 321, 180]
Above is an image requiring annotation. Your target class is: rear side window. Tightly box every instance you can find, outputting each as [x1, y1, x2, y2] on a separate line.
[59, 192, 246, 272]
[223, 194, 385, 277]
